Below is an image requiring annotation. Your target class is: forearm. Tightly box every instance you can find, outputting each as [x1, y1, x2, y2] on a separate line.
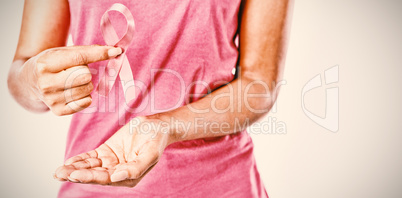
[8, 0, 70, 113]
[145, 72, 279, 142]
[7, 59, 49, 112]
[143, 0, 293, 144]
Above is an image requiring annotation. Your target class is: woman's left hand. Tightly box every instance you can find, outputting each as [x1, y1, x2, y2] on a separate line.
[54, 116, 174, 187]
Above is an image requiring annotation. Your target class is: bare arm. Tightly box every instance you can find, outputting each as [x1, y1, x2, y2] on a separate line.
[55, 0, 294, 187]
[148, 0, 294, 141]
[8, 0, 122, 115]
[8, 0, 70, 112]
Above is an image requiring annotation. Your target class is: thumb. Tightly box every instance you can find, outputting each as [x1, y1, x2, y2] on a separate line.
[110, 152, 159, 182]
[67, 45, 123, 65]
[39, 45, 123, 72]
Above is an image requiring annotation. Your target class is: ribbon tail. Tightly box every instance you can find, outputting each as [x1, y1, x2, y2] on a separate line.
[119, 55, 136, 103]
[97, 58, 122, 97]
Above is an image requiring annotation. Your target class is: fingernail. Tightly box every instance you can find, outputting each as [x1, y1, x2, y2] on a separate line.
[108, 47, 122, 58]
[67, 176, 80, 183]
[111, 171, 128, 182]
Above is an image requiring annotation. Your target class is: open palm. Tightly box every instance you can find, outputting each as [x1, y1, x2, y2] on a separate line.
[54, 117, 172, 187]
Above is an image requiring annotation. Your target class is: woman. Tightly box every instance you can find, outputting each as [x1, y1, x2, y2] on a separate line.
[8, 0, 293, 197]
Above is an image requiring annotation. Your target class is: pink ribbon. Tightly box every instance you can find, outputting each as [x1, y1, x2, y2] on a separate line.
[97, 3, 136, 103]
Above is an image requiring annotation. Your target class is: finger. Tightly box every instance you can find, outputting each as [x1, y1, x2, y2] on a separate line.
[110, 152, 159, 182]
[69, 169, 112, 185]
[59, 65, 92, 89]
[110, 163, 156, 187]
[70, 158, 103, 169]
[53, 172, 66, 182]
[38, 45, 122, 72]
[63, 96, 92, 114]
[55, 165, 77, 180]
[95, 144, 124, 167]
[36, 65, 91, 93]
[65, 150, 98, 165]
[64, 83, 94, 103]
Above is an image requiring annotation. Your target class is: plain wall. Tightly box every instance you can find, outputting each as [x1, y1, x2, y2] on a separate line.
[1, 0, 401, 197]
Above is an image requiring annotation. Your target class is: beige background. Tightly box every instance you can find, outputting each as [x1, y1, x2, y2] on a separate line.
[1, 0, 401, 197]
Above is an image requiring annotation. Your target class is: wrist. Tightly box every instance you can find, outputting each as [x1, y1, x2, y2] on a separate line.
[9, 59, 49, 112]
[17, 58, 41, 101]
[137, 115, 179, 146]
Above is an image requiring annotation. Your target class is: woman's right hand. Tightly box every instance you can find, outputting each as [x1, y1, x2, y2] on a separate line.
[19, 45, 122, 116]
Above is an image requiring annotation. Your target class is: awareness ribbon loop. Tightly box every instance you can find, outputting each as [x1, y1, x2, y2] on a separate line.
[97, 3, 136, 103]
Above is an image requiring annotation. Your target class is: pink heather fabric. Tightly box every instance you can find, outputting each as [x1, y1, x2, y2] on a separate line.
[60, 0, 268, 197]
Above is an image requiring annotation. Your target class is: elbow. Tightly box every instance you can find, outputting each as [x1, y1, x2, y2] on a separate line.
[240, 73, 283, 118]
[244, 91, 276, 117]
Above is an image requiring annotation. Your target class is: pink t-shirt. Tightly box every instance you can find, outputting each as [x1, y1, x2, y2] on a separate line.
[60, 0, 268, 197]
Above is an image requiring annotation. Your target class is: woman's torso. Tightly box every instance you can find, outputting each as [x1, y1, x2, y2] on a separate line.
[60, 0, 267, 197]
